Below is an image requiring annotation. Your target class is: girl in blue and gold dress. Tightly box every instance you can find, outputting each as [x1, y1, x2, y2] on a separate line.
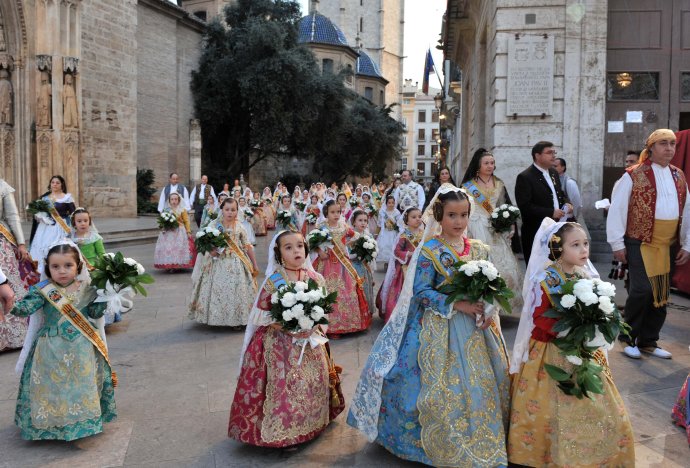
[347, 184, 510, 467]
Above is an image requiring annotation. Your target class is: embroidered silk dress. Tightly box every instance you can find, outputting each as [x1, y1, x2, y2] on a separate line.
[188, 221, 257, 326]
[672, 375, 690, 445]
[276, 207, 298, 232]
[348, 237, 511, 467]
[375, 228, 422, 322]
[262, 198, 276, 229]
[239, 206, 256, 245]
[376, 209, 401, 264]
[0, 180, 29, 351]
[228, 269, 344, 447]
[153, 208, 196, 270]
[11, 283, 116, 441]
[351, 244, 376, 318]
[250, 204, 267, 236]
[313, 221, 370, 335]
[507, 264, 635, 467]
[464, 177, 524, 313]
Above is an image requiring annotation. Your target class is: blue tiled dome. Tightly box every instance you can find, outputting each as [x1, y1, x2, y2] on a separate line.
[356, 49, 384, 78]
[297, 12, 350, 47]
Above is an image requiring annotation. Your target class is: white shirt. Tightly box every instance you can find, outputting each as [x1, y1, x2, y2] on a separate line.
[157, 184, 191, 212]
[534, 163, 559, 211]
[560, 174, 582, 217]
[607, 163, 690, 252]
[190, 184, 217, 205]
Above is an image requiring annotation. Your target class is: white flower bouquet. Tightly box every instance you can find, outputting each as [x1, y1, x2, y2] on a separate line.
[348, 196, 360, 208]
[91, 252, 154, 315]
[490, 204, 520, 233]
[307, 227, 333, 251]
[294, 200, 307, 211]
[306, 212, 319, 225]
[250, 199, 261, 208]
[243, 208, 254, 219]
[194, 225, 227, 255]
[364, 203, 378, 218]
[269, 279, 337, 333]
[350, 234, 379, 263]
[157, 211, 179, 231]
[276, 209, 293, 226]
[543, 278, 630, 399]
[438, 259, 515, 317]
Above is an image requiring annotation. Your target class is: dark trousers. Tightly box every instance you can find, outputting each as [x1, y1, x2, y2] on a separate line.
[622, 238, 668, 348]
[194, 205, 203, 228]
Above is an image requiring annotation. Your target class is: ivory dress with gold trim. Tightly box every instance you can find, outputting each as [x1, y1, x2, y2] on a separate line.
[507, 264, 635, 467]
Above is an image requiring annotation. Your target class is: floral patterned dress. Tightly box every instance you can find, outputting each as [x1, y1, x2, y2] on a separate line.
[153, 208, 196, 269]
[507, 264, 635, 467]
[188, 221, 257, 326]
[672, 375, 690, 445]
[347, 237, 510, 467]
[262, 198, 276, 229]
[11, 283, 116, 441]
[228, 269, 344, 446]
[312, 222, 370, 335]
[375, 228, 422, 322]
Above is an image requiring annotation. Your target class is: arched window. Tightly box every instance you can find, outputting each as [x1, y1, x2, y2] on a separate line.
[364, 86, 373, 101]
[322, 58, 334, 74]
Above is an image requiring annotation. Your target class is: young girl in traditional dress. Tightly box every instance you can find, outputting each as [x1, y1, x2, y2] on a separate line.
[350, 210, 376, 317]
[189, 198, 258, 328]
[376, 207, 423, 322]
[508, 219, 635, 467]
[249, 193, 267, 237]
[238, 197, 256, 246]
[11, 240, 116, 441]
[313, 200, 370, 336]
[154, 192, 195, 271]
[376, 196, 401, 267]
[70, 208, 105, 267]
[276, 195, 298, 231]
[228, 230, 344, 447]
[348, 185, 510, 466]
[672, 374, 690, 446]
[336, 193, 352, 222]
[361, 193, 378, 235]
[200, 194, 218, 228]
[261, 188, 276, 230]
[302, 194, 322, 236]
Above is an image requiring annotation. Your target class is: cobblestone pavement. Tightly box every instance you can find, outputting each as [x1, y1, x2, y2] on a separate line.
[0, 233, 689, 467]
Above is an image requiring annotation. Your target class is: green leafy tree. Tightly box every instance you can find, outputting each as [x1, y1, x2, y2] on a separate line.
[136, 168, 157, 213]
[191, 0, 403, 182]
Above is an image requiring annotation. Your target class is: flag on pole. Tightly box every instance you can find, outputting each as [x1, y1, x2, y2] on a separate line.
[422, 48, 435, 95]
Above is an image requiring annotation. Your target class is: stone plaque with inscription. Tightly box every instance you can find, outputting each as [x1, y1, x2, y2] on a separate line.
[507, 35, 554, 116]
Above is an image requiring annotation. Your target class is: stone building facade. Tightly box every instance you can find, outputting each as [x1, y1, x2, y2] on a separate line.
[0, 0, 203, 218]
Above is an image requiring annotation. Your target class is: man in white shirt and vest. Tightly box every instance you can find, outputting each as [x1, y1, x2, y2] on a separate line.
[607, 129, 690, 360]
[189, 175, 217, 227]
[394, 170, 425, 212]
[157, 172, 191, 213]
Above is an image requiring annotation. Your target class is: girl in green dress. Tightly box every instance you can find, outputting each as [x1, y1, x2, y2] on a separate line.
[12, 240, 116, 441]
[70, 207, 105, 266]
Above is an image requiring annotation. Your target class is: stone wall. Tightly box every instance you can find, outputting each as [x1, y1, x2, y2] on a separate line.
[137, 0, 203, 199]
[80, 0, 139, 217]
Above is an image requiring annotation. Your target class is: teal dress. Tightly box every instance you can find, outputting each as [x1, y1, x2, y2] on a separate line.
[351, 256, 375, 316]
[348, 237, 510, 467]
[11, 281, 117, 441]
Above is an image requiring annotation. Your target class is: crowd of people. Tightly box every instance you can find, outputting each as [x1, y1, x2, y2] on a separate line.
[0, 127, 689, 465]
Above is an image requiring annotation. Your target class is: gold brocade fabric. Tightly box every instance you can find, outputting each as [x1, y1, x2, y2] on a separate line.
[507, 340, 635, 467]
[640, 219, 678, 307]
[260, 328, 331, 444]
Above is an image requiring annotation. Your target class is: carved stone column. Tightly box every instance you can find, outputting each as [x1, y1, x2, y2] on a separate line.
[189, 119, 202, 183]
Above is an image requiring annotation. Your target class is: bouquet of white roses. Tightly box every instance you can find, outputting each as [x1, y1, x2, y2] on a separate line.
[157, 211, 179, 231]
[243, 208, 254, 219]
[350, 234, 378, 263]
[276, 209, 293, 226]
[250, 199, 261, 208]
[307, 227, 333, 251]
[306, 212, 319, 225]
[490, 204, 520, 233]
[438, 259, 515, 318]
[194, 225, 227, 255]
[364, 204, 378, 218]
[543, 278, 630, 399]
[91, 252, 154, 317]
[269, 278, 337, 332]
[294, 200, 307, 211]
[348, 196, 360, 208]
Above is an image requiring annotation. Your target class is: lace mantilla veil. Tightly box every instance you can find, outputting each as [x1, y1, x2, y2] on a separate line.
[509, 218, 599, 374]
[237, 230, 319, 373]
[348, 183, 472, 441]
[16, 238, 100, 373]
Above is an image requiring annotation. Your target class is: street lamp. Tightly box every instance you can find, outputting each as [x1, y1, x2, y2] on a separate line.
[433, 93, 444, 168]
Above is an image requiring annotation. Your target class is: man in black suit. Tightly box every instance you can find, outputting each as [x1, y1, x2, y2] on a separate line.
[515, 141, 571, 264]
